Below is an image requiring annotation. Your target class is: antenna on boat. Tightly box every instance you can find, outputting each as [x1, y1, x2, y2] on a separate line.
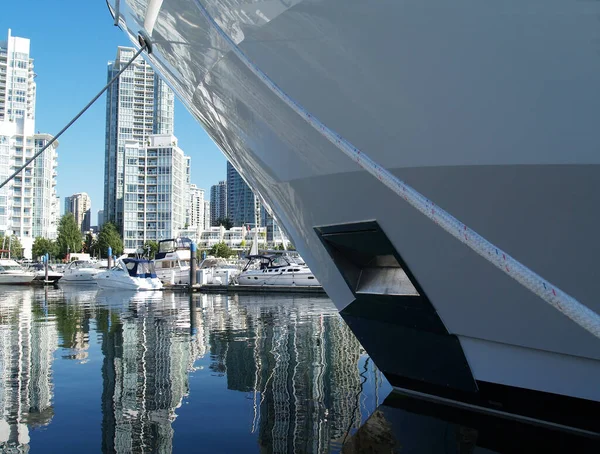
[250, 228, 259, 256]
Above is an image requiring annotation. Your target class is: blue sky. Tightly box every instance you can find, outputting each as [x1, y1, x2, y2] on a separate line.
[1, 0, 226, 225]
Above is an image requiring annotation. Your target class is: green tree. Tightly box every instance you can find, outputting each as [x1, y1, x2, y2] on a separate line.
[215, 217, 233, 229]
[0, 233, 23, 259]
[96, 222, 124, 258]
[143, 240, 159, 258]
[209, 242, 234, 258]
[82, 233, 94, 253]
[32, 237, 58, 259]
[56, 213, 83, 259]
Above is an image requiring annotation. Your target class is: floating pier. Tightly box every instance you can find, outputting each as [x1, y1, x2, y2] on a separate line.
[163, 283, 326, 294]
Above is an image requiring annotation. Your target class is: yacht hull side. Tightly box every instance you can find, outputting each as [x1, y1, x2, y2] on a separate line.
[109, 0, 600, 424]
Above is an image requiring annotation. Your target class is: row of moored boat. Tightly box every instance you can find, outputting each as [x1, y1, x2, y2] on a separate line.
[0, 239, 320, 291]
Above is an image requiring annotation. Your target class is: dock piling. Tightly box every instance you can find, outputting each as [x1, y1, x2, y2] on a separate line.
[189, 242, 197, 288]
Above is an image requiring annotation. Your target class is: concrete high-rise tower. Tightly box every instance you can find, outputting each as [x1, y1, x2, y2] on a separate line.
[0, 30, 37, 256]
[64, 192, 91, 232]
[104, 46, 174, 230]
[33, 134, 59, 239]
[120, 134, 188, 251]
[203, 200, 210, 230]
[187, 184, 205, 231]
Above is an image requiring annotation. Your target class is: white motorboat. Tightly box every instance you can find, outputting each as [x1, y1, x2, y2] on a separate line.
[198, 257, 241, 285]
[0, 259, 35, 285]
[60, 260, 101, 284]
[95, 258, 163, 291]
[236, 255, 320, 287]
[153, 238, 191, 285]
[29, 263, 63, 284]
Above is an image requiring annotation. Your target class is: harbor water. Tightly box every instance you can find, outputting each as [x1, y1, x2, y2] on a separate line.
[0, 286, 597, 453]
[0, 286, 389, 453]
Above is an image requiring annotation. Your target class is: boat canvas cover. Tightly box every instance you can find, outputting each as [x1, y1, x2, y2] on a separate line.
[123, 259, 158, 278]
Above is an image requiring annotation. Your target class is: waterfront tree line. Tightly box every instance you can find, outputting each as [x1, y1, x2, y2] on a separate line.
[31, 213, 124, 261]
[28, 213, 296, 262]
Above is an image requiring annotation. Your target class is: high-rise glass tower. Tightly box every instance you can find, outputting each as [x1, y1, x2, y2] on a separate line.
[104, 46, 174, 230]
[226, 162, 266, 227]
[209, 180, 226, 226]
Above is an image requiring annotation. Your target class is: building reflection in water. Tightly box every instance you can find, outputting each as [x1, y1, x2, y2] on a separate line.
[0, 287, 383, 453]
[0, 287, 58, 452]
[98, 291, 196, 454]
[99, 291, 378, 454]
[198, 294, 372, 453]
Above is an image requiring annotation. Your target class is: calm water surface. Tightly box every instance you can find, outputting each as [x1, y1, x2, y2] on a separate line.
[0, 286, 390, 453]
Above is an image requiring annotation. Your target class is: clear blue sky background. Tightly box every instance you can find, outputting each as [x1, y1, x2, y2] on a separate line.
[1, 0, 226, 225]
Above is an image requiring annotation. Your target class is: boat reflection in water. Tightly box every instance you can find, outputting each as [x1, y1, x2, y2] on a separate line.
[344, 394, 599, 453]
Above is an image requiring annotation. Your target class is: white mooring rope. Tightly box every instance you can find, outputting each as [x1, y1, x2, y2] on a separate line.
[189, 0, 600, 339]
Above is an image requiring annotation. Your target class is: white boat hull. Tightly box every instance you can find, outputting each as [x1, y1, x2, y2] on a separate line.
[237, 270, 319, 287]
[108, 0, 600, 429]
[60, 273, 98, 284]
[32, 271, 63, 283]
[95, 273, 163, 291]
[0, 274, 35, 285]
[202, 268, 241, 285]
[156, 267, 190, 285]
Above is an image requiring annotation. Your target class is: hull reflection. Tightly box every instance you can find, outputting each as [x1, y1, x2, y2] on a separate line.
[343, 394, 599, 453]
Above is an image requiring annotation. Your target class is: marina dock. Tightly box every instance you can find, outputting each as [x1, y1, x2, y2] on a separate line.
[163, 283, 326, 294]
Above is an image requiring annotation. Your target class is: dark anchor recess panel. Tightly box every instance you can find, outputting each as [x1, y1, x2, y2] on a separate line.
[315, 221, 477, 394]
